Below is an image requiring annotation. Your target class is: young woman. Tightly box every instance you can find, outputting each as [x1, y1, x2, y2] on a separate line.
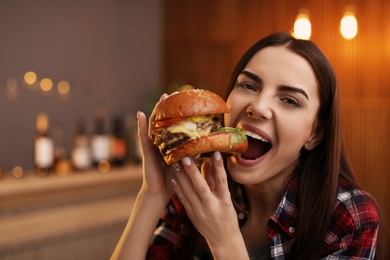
[112, 32, 382, 259]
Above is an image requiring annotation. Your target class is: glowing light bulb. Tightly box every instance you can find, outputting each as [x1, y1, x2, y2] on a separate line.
[40, 78, 53, 92]
[24, 71, 37, 85]
[340, 12, 358, 40]
[57, 81, 70, 95]
[294, 14, 311, 40]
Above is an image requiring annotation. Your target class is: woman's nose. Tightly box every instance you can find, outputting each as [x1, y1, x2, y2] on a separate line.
[246, 94, 273, 120]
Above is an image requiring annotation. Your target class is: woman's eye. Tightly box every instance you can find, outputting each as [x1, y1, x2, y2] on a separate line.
[281, 97, 300, 107]
[238, 82, 257, 92]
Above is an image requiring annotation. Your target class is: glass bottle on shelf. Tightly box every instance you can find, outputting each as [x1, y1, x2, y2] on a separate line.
[90, 109, 110, 168]
[34, 112, 54, 176]
[110, 116, 127, 167]
[71, 118, 92, 171]
[52, 122, 71, 175]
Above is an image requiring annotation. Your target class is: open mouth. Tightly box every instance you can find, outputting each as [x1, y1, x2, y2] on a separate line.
[241, 131, 272, 160]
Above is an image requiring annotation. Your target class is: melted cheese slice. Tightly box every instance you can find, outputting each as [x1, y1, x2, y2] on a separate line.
[168, 115, 215, 138]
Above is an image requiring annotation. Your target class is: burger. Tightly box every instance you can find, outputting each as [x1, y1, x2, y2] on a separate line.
[149, 89, 248, 165]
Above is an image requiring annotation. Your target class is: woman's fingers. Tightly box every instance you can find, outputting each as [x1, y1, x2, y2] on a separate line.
[210, 152, 230, 200]
[137, 111, 147, 146]
[170, 153, 237, 243]
[138, 111, 174, 196]
[170, 161, 199, 211]
[182, 157, 213, 199]
[138, 112, 162, 168]
[171, 156, 211, 213]
[137, 111, 155, 155]
[202, 159, 215, 191]
[171, 152, 230, 206]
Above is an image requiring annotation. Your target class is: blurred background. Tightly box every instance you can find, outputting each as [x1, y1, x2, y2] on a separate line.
[0, 0, 163, 173]
[0, 0, 389, 259]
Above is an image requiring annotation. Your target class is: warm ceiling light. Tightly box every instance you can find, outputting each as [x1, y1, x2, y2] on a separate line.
[40, 78, 53, 92]
[24, 71, 37, 85]
[293, 13, 311, 40]
[57, 81, 70, 95]
[340, 12, 358, 40]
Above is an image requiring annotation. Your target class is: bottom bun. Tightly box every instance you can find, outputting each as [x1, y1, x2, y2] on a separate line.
[163, 132, 247, 165]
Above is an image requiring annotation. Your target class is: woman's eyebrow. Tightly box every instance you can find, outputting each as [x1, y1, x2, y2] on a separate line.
[239, 70, 261, 83]
[240, 70, 309, 100]
[279, 85, 309, 100]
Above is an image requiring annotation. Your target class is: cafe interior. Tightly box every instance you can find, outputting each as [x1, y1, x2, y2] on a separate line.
[1, 0, 389, 259]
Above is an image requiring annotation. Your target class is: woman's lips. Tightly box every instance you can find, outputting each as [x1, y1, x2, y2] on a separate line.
[240, 124, 272, 142]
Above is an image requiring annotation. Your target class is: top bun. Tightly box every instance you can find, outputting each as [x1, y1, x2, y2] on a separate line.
[152, 89, 228, 121]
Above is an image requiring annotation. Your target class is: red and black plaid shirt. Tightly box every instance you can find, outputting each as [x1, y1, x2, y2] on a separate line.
[146, 174, 379, 259]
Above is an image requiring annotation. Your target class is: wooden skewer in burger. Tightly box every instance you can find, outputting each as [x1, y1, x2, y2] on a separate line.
[149, 89, 248, 165]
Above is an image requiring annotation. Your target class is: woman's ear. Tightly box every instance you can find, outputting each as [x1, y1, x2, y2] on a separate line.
[304, 140, 316, 150]
[304, 123, 324, 150]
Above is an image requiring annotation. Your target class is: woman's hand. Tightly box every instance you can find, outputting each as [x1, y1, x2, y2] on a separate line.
[171, 152, 248, 259]
[137, 109, 174, 202]
[111, 106, 174, 260]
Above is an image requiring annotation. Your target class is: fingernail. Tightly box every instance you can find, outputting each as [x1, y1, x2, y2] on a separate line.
[213, 151, 222, 161]
[182, 157, 191, 166]
[173, 162, 181, 172]
[171, 178, 178, 187]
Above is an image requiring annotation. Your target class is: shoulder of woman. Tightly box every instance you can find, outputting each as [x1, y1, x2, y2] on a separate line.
[334, 184, 380, 229]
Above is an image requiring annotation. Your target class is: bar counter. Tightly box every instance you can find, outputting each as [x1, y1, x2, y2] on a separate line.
[0, 165, 142, 260]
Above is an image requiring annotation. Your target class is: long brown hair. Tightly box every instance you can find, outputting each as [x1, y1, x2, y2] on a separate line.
[224, 32, 385, 259]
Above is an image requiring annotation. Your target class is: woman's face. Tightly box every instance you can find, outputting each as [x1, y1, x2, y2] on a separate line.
[225, 46, 321, 187]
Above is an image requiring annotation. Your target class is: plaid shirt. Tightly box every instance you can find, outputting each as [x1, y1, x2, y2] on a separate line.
[146, 174, 379, 259]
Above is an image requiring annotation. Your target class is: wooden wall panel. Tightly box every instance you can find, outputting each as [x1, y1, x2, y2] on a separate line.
[163, 0, 390, 246]
[342, 105, 389, 212]
[164, 44, 234, 95]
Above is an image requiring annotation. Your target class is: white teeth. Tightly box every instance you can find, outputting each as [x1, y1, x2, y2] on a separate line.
[244, 131, 269, 142]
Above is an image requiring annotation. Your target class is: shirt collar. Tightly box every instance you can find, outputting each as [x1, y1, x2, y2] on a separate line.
[231, 174, 300, 238]
[267, 174, 299, 238]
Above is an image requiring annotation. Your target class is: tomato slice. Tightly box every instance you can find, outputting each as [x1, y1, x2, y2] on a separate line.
[154, 117, 185, 128]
